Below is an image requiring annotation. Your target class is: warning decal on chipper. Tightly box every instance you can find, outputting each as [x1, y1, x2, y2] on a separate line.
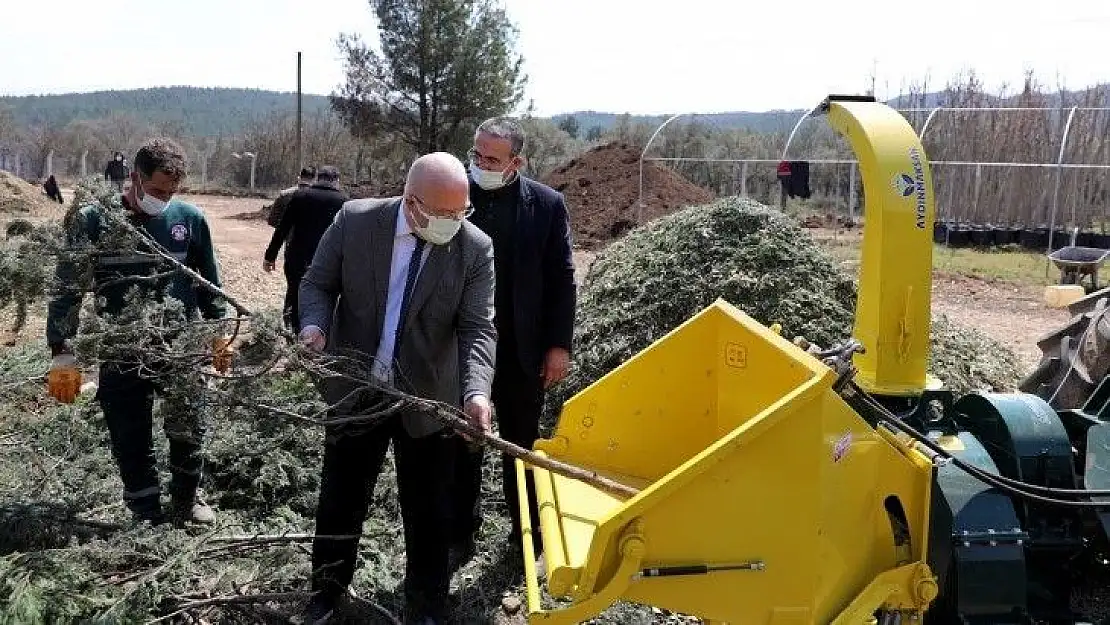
[892, 147, 927, 230]
[725, 343, 747, 369]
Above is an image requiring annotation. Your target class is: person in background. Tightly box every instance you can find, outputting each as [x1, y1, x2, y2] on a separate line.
[46, 137, 231, 527]
[265, 166, 315, 329]
[104, 151, 129, 192]
[263, 166, 348, 332]
[43, 174, 64, 204]
[449, 116, 577, 566]
[267, 166, 316, 229]
[296, 152, 495, 624]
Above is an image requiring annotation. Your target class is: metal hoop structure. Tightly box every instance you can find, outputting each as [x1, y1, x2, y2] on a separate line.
[638, 103, 1110, 253]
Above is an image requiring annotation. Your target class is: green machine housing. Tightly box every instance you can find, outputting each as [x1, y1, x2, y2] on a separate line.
[893, 377, 1110, 624]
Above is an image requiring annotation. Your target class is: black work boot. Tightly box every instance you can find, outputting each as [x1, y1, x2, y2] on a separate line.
[128, 494, 167, 525]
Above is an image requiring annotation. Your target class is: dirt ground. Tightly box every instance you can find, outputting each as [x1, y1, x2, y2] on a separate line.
[1, 192, 1072, 374]
[930, 273, 1068, 369]
[188, 194, 288, 312]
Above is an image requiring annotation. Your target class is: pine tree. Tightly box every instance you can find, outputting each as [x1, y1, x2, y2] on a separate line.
[330, 0, 527, 155]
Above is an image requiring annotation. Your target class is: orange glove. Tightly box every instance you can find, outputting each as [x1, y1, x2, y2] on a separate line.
[47, 354, 81, 403]
[211, 336, 234, 374]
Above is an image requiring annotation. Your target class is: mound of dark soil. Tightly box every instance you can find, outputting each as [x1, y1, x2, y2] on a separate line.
[346, 179, 404, 200]
[542, 141, 715, 249]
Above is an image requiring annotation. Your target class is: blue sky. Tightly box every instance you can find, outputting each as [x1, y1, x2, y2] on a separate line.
[2, 0, 1108, 116]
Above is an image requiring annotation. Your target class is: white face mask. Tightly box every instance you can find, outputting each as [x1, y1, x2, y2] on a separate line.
[469, 162, 508, 191]
[410, 200, 462, 245]
[136, 181, 169, 216]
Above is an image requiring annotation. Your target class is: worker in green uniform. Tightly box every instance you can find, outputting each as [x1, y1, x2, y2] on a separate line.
[45, 137, 231, 526]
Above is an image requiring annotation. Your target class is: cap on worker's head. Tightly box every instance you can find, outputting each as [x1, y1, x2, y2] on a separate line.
[299, 166, 316, 180]
[316, 165, 340, 182]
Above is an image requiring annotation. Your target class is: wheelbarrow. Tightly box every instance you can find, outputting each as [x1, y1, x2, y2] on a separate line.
[512, 299, 939, 624]
[1048, 246, 1110, 293]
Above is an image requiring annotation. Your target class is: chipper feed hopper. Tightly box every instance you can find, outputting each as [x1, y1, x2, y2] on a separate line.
[513, 95, 1110, 624]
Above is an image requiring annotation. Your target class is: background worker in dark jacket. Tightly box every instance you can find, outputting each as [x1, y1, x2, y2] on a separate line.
[267, 166, 316, 228]
[46, 137, 229, 526]
[450, 116, 577, 563]
[104, 151, 129, 192]
[43, 174, 64, 204]
[263, 165, 348, 332]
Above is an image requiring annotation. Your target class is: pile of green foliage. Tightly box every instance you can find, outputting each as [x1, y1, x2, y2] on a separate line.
[0, 340, 529, 624]
[549, 196, 1024, 418]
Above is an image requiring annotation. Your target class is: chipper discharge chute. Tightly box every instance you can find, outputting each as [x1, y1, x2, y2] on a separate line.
[514, 95, 1110, 624]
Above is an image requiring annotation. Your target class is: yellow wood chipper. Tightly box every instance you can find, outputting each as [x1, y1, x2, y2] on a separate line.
[512, 95, 1110, 625]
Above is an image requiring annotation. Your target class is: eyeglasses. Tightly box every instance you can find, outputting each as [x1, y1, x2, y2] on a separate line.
[410, 194, 474, 221]
[467, 147, 508, 170]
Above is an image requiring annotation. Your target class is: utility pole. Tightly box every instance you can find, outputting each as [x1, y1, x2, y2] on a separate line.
[296, 51, 303, 174]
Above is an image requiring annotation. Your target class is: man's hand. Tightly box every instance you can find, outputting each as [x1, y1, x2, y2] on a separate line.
[211, 335, 234, 373]
[299, 326, 326, 352]
[47, 353, 81, 404]
[462, 394, 492, 440]
[262, 260, 275, 273]
[540, 347, 571, 389]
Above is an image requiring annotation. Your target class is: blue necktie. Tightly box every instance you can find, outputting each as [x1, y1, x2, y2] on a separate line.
[393, 235, 426, 374]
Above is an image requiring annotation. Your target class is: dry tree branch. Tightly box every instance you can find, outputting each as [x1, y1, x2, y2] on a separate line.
[291, 349, 641, 499]
[196, 532, 393, 562]
[148, 590, 403, 625]
[87, 204, 641, 499]
[208, 533, 363, 544]
[142, 592, 309, 625]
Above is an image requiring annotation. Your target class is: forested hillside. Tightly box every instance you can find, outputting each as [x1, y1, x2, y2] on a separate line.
[0, 87, 805, 137]
[0, 87, 331, 136]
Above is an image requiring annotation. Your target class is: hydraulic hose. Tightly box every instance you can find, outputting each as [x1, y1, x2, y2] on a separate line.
[847, 382, 1110, 508]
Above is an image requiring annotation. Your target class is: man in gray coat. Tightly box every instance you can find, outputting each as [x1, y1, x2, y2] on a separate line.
[296, 152, 496, 624]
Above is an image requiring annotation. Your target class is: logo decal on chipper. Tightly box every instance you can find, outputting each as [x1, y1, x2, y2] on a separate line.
[833, 432, 852, 462]
[890, 146, 929, 230]
[170, 224, 188, 242]
[893, 173, 915, 197]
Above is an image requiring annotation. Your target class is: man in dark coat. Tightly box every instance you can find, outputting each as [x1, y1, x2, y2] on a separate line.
[263, 166, 348, 332]
[450, 116, 577, 563]
[267, 166, 316, 228]
[43, 175, 64, 204]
